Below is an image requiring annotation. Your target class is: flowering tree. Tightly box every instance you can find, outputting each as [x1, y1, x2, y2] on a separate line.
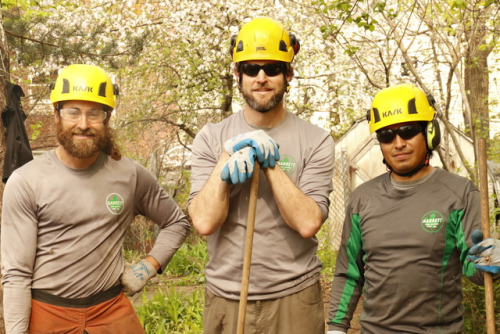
[315, 0, 500, 179]
[13, 0, 500, 186]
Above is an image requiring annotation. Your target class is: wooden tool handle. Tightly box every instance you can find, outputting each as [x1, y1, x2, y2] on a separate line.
[236, 163, 260, 334]
[478, 138, 496, 334]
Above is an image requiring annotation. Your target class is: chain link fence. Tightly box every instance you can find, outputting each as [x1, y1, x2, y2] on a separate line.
[327, 149, 352, 251]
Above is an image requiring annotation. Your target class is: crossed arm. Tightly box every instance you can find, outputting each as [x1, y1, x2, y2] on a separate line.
[264, 165, 323, 239]
[189, 151, 322, 238]
[189, 152, 231, 236]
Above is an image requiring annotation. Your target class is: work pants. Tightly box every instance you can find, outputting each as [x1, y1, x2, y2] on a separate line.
[203, 280, 325, 334]
[29, 286, 144, 334]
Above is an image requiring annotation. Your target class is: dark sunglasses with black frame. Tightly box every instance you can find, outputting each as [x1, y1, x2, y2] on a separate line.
[376, 123, 423, 144]
[240, 63, 286, 77]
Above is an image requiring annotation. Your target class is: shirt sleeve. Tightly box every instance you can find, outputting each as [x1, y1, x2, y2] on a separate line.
[133, 163, 190, 272]
[328, 203, 365, 332]
[188, 125, 220, 205]
[1, 172, 38, 332]
[296, 133, 335, 221]
[3, 285, 32, 334]
[457, 185, 484, 285]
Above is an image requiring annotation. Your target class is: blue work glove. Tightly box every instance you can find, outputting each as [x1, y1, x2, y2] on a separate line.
[468, 229, 500, 276]
[224, 130, 280, 168]
[121, 259, 157, 296]
[221, 147, 256, 185]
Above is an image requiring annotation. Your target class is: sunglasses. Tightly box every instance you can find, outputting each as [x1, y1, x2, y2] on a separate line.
[240, 63, 285, 77]
[376, 124, 422, 144]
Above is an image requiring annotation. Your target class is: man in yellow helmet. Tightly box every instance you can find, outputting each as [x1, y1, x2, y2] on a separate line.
[1, 64, 190, 333]
[189, 17, 334, 333]
[327, 83, 499, 333]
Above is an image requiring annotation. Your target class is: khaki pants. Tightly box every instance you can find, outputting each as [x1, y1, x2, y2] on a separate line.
[29, 291, 144, 334]
[203, 281, 325, 334]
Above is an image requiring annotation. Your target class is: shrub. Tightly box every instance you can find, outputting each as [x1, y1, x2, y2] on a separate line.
[462, 276, 500, 333]
[164, 239, 208, 285]
[135, 287, 204, 334]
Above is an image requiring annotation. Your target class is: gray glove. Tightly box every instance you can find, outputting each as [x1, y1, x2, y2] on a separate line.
[468, 230, 500, 276]
[121, 259, 157, 296]
[221, 147, 256, 184]
[224, 130, 279, 168]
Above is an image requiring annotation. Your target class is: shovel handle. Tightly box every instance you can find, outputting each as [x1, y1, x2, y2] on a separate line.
[478, 138, 495, 334]
[236, 163, 260, 334]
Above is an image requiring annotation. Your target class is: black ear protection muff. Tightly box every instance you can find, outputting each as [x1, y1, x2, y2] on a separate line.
[424, 94, 440, 150]
[230, 35, 237, 59]
[424, 118, 441, 150]
[113, 84, 120, 96]
[289, 34, 300, 55]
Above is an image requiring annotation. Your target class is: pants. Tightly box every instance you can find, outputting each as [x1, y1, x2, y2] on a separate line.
[203, 280, 325, 334]
[29, 286, 144, 334]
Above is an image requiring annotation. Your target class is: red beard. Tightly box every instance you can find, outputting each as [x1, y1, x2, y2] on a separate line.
[56, 122, 112, 159]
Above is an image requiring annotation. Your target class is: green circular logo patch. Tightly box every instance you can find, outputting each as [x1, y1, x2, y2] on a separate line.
[277, 155, 297, 175]
[420, 211, 445, 233]
[106, 193, 124, 215]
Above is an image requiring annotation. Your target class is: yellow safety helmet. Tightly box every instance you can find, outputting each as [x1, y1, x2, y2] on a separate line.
[50, 64, 118, 109]
[367, 83, 436, 133]
[231, 17, 300, 63]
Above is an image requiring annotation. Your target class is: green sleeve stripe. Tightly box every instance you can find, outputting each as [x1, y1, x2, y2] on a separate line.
[440, 209, 477, 323]
[440, 210, 458, 322]
[446, 209, 476, 277]
[333, 214, 363, 323]
[455, 212, 477, 277]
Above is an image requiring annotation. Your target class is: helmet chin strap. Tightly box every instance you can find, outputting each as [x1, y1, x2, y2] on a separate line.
[384, 152, 430, 177]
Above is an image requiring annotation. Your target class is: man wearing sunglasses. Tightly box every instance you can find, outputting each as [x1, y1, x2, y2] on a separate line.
[1, 64, 190, 333]
[327, 83, 499, 334]
[189, 17, 335, 334]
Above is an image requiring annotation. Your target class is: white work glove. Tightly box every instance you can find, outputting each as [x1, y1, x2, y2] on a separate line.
[468, 229, 500, 276]
[121, 259, 157, 296]
[221, 147, 256, 184]
[327, 331, 347, 334]
[224, 130, 280, 168]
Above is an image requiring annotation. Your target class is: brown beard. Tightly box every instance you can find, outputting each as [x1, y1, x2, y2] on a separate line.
[56, 122, 118, 159]
[239, 77, 286, 114]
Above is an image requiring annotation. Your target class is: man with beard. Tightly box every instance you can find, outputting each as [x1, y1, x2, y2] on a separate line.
[189, 17, 335, 334]
[1, 64, 190, 334]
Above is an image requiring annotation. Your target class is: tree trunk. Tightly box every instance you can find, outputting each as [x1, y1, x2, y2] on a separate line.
[464, 20, 491, 183]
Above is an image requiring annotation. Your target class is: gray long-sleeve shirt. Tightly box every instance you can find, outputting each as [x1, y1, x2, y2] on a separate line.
[328, 168, 483, 333]
[1, 150, 190, 298]
[189, 110, 335, 300]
